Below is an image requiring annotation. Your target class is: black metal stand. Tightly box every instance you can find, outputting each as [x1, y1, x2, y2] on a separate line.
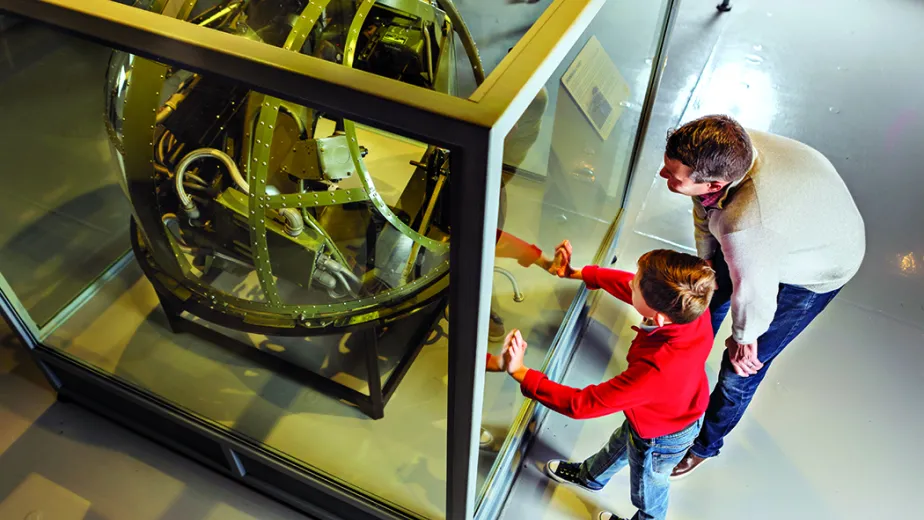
[129, 216, 447, 420]
[156, 290, 446, 419]
[717, 0, 731, 12]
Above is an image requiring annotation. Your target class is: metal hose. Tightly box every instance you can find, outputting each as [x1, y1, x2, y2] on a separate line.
[494, 266, 524, 302]
[279, 208, 304, 236]
[264, 186, 304, 236]
[175, 148, 249, 219]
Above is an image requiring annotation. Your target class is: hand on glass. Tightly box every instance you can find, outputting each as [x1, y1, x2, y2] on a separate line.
[552, 240, 577, 278]
[502, 329, 528, 375]
[535, 253, 556, 274]
[485, 353, 505, 372]
[725, 336, 763, 377]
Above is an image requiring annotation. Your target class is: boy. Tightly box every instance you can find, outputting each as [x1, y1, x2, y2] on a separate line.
[492, 245, 716, 520]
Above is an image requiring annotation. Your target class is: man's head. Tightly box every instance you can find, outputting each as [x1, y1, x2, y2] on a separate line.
[630, 249, 716, 326]
[659, 115, 753, 196]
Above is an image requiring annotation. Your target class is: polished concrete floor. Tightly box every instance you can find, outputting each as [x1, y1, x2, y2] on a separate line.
[498, 0, 924, 519]
[1, 0, 922, 518]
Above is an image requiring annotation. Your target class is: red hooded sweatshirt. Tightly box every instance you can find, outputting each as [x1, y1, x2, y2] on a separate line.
[519, 266, 713, 438]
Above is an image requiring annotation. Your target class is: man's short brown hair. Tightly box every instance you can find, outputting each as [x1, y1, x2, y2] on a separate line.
[665, 115, 753, 184]
[637, 250, 716, 324]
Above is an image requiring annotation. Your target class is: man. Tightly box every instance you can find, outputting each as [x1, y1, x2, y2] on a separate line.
[656, 115, 865, 478]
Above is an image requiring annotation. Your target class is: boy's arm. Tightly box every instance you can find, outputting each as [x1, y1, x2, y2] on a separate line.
[496, 230, 553, 271]
[485, 353, 504, 372]
[553, 241, 634, 304]
[517, 362, 659, 420]
[580, 266, 634, 305]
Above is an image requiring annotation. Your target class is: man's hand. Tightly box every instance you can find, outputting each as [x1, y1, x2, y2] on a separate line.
[725, 336, 763, 377]
[552, 240, 578, 279]
[502, 329, 530, 382]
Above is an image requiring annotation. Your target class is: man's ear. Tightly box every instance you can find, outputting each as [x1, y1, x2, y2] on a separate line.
[707, 181, 729, 193]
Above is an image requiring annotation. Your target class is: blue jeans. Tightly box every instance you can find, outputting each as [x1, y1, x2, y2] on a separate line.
[578, 418, 703, 520]
[691, 250, 840, 458]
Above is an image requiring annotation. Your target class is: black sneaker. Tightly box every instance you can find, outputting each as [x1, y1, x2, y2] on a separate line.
[544, 460, 600, 492]
[598, 513, 628, 520]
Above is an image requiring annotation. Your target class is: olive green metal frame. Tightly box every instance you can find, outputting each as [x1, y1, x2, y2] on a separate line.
[0, 0, 681, 518]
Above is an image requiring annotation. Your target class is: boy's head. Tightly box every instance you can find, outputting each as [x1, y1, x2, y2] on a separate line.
[630, 250, 716, 326]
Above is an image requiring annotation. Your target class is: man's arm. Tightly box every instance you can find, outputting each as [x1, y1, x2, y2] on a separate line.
[693, 199, 720, 260]
[721, 228, 783, 345]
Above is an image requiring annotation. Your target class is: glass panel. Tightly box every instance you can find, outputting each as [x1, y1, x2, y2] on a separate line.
[0, 15, 132, 328]
[478, 0, 672, 496]
[4, 19, 457, 518]
[127, 0, 484, 98]
[452, 0, 554, 94]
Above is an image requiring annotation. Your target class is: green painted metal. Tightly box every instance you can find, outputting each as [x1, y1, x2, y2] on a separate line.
[342, 0, 450, 255]
[265, 187, 369, 209]
[117, 0, 451, 327]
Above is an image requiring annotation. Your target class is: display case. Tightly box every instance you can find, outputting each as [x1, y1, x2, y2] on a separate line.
[0, 0, 679, 518]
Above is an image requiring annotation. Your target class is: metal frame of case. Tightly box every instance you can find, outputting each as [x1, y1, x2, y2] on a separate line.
[0, 0, 681, 518]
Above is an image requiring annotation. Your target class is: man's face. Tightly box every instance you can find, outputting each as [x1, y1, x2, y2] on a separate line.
[659, 155, 727, 196]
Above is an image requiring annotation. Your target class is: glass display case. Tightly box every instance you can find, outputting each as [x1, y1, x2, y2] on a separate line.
[0, 0, 679, 518]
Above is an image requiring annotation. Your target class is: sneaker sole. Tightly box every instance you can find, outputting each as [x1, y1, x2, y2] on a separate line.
[544, 463, 600, 493]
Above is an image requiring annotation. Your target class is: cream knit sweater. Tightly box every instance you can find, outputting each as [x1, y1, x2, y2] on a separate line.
[693, 130, 866, 344]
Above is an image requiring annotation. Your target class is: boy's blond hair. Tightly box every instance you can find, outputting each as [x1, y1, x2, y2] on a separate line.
[637, 250, 716, 324]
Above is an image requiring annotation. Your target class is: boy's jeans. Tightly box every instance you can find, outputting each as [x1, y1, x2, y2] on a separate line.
[691, 249, 840, 459]
[578, 418, 703, 520]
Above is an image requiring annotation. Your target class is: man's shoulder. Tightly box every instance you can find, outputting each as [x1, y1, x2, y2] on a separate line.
[713, 180, 763, 234]
[749, 130, 836, 173]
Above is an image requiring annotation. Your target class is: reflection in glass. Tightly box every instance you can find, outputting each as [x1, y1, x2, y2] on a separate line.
[0, 26, 131, 327]
[478, 0, 673, 499]
[132, 0, 485, 95]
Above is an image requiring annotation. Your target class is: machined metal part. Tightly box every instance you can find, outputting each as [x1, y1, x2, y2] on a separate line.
[315, 135, 355, 181]
[107, 0, 485, 339]
[342, 0, 449, 254]
[374, 225, 416, 289]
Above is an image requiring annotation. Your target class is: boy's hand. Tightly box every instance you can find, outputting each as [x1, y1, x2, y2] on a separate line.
[485, 353, 505, 372]
[534, 253, 556, 274]
[552, 240, 577, 278]
[502, 329, 528, 376]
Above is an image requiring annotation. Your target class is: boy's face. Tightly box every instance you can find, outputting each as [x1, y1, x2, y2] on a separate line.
[629, 272, 659, 321]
